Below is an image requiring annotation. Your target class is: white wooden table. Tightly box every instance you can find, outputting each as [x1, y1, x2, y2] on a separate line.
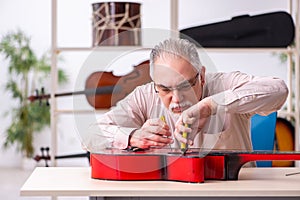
[20, 167, 300, 198]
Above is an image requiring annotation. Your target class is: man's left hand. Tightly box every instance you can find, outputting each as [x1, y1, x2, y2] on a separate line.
[174, 97, 216, 145]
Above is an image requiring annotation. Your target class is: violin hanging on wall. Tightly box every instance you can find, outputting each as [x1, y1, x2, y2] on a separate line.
[29, 60, 151, 165]
[27, 60, 151, 109]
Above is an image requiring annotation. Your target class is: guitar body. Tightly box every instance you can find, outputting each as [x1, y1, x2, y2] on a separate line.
[90, 149, 205, 183]
[90, 148, 300, 183]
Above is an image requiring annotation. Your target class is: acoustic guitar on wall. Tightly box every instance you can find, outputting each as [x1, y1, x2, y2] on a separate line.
[273, 117, 295, 167]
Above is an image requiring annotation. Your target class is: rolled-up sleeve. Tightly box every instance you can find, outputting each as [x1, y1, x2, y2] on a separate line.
[86, 84, 151, 151]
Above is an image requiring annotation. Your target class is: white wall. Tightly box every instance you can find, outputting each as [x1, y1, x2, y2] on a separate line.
[0, 0, 290, 168]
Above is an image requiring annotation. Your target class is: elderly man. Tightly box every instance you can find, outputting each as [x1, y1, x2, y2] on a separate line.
[87, 38, 288, 153]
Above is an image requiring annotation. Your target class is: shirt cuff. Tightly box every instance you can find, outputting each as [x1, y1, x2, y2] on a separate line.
[113, 127, 137, 149]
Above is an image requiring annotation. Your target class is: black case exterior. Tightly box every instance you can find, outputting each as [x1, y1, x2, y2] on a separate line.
[180, 11, 295, 48]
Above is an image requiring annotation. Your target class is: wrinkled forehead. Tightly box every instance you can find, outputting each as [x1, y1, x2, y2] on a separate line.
[152, 55, 197, 86]
[152, 64, 185, 86]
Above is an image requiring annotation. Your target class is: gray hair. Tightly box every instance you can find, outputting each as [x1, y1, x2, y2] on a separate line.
[149, 38, 202, 79]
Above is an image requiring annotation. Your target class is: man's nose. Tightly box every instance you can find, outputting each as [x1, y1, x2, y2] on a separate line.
[171, 90, 183, 103]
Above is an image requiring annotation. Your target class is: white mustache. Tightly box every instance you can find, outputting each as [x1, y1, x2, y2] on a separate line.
[169, 101, 193, 111]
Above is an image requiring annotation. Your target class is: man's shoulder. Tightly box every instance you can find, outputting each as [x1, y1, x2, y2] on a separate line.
[205, 72, 225, 82]
[132, 82, 156, 97]
[206, 71, 241, 79]
[127, 82, 158, 105]
[135, 82, 154, 91]
[204, 71, 245, 93]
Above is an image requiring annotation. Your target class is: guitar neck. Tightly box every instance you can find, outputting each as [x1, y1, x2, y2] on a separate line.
[220, 151, 300, 180]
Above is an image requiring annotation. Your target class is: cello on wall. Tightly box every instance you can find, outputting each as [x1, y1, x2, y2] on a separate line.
[28, 60, 151, 109]
[30, 60, 152, 165]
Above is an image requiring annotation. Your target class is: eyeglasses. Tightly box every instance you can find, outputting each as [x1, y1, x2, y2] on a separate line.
[154, 73, 199, 96]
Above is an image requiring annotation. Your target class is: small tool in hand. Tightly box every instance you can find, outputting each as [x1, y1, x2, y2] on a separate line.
[181, 123, 189, 154]
[160, 115, 166, 123]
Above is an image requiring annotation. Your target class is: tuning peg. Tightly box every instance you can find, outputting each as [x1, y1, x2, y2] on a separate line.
[45, 147, 50, 167]
[41, 147, 45, 157]
[41, 87, 45, 106]
[33, 147, 46, 163]
[41, 87, 51, 106]
[35, 89, 39, 96]
[36, 89, 43, 106]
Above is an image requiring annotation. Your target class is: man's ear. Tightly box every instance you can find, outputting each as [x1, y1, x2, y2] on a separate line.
[200, 66, 206, 86]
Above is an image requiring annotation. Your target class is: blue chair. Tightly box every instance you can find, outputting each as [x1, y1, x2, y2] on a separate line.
[250, 112, 277, 167]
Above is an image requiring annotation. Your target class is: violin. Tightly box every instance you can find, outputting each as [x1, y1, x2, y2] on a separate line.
[90, 148, 300, 183]
[28, 60, 151, 109]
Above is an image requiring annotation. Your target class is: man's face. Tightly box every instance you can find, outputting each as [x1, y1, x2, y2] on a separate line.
[153, 56, 204, 115]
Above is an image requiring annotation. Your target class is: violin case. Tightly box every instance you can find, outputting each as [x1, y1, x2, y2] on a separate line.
[180, 11, 295, 48]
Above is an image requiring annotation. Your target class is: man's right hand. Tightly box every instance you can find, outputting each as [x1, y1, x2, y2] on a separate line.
[129, 118, 173, 149]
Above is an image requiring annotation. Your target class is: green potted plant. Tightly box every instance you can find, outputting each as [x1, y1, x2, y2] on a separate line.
[0, 29, 68, 158]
